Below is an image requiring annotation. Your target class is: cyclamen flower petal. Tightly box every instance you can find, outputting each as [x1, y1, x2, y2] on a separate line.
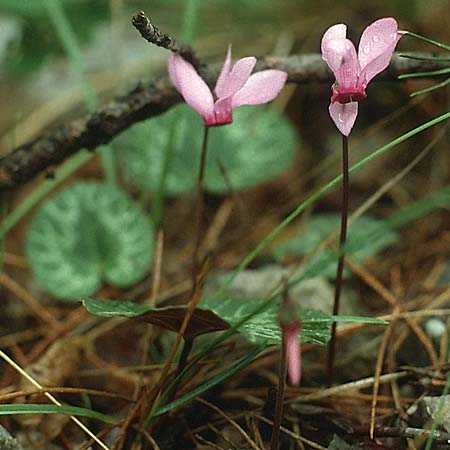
[168, 55, 215, 126]
[168, 48, 287, 127]
[321, 17, 402, 135]
[358, 18, 401, 85]
[329, 102, 358, 137]
[214, 45, 232, 98]
[215, 51, 257, 98]
[321, 24, 348, 72]
[231, 70, 288, 109]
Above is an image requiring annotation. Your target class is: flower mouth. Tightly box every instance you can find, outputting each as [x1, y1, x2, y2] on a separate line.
[331, 89, 367, 104]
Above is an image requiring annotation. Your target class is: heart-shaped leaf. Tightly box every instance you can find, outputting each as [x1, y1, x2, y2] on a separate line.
[273, 214, 398, 279]
[82, 298, 230, 340]
[114, 104, 297, 195]
[26, 182, 154, 301]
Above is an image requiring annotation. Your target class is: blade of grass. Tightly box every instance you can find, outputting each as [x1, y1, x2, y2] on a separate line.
[405, 31, 450, 52]
[211, 109, 450, 301]
[43, 0, 116, 185]
[398, 67, 450, 79]
[399, 53, 450, 62]
[151, 0, 199, 225]
[152, 343, 266, 417]
[0, 349, 111, 449]
[0, 403, 116, 424]
[410, 77, 450, 97]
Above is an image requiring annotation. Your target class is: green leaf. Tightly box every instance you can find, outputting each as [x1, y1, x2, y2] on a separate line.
[333, 315, 389, 325]
[204, 106, 297, 194]
[273, 214, 397, 279]
[82, 298, 229, 340]
[0, 404, 116, 424]
[154, 343, 266, 417]
[115, 104, 297, 195]
[26, 182, 154, 301]
[201, 297, 332, 346]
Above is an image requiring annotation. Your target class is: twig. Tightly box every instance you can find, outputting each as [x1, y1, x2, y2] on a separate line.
[252, 413, 327, 450]
[0, 272, 61, 329]
[197, 398, 261, 450]
[0, 350, 112, 450]
[354, 426, 450, 444]
[370, 310, 397, 439]
[0, 386, 133, 403]
[288, 371, 409, 403]
[131, 11, 200, 69]
[0, 52, 447, 189]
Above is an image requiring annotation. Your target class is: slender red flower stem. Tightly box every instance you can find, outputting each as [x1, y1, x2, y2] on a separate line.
[167, 126, 210, 402]
[270, 327, 288, 450]
[327, 134, 349, 387]
[192, 126, 210, 285]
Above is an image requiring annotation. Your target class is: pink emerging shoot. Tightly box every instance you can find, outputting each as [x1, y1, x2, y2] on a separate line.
[281, 321, 302, 386]
[168, 46, 288, 127]
[321, 18, 403, 136]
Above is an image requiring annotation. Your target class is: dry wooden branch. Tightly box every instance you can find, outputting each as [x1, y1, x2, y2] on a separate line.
[0, 52, 447, 189]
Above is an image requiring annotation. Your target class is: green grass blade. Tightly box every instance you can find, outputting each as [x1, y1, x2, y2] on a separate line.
[410, 77, 450, 97]
[405, 32, 450, 52]
[398, 67, 450, 79]
[212, 110, 450, 300]
[153, 343, 266, 417]
[0, 403, 117, 424]
[151, 0, 199, 225]
[144, 295, 277, 428]
[182, 0, 199, 44]
[399, 53, 450, 62]
[43, 0, 116, 185]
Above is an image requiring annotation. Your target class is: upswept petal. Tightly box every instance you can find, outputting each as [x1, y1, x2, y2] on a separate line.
[215, 45, 232, 98]
[358, 18, 401, 86]
[230, 70, 288, 109]
[217, 56, 257, 99]
[322, 38, 360, 89]
[329, 101, 358, 136]
[321, 23, 347, 56]
[168, 54, 215, 125]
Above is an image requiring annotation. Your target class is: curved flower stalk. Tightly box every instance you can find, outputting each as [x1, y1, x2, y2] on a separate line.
[169, 46, 288, 127]
[321, 18, 403, 136]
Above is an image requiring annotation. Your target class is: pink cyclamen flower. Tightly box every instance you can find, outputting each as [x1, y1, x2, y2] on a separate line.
[281, 321, 302, 386]
[168, 46, 288, 127]
[321, 18, 403, 136]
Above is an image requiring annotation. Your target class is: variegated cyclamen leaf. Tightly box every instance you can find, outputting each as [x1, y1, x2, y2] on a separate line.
[26, 182, 154, 301]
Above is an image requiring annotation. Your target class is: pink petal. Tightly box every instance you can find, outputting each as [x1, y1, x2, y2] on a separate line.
[168, 54, 215, 125]
[322, 38, 360, 90]
[217, 57, 257, 99]
[213, 97, 233, 125]
[321, 23, 347, 57]
[358, 18, 401, 86]
[230, 70, 288, 109]
[282, 322, 301, 386]
[329, 101, 358, 136]
[214, 45, 232, 98]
